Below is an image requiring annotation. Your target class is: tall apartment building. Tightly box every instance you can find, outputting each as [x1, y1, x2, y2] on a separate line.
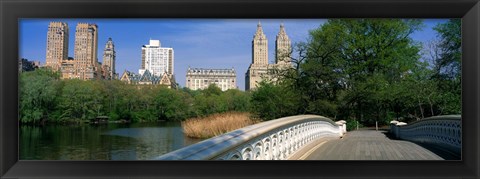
[275, 23, 292, 66]
[102, 38, 117, 80]
[45, 22, 69, 71]
[45, 22, 113, 80]
[74, 23, 99, 80]
[245, 22, 292, 91]
[252, 22, 269, 65]
[139, 40, 174, 77]
[186, 67, 237, 91]
[245, 22, 270, 91]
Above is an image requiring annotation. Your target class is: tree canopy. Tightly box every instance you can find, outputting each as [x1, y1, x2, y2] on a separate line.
[19, 72, 251, 124]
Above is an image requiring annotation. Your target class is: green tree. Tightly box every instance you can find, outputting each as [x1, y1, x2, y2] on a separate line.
[275, 19, 425, 125]
[19, 69, 60, 123]
[101, 80, 122, 121]
[431, 19, 461, 115]
[250, 81, 299, 120]
[114, 82, 138, 121]
[153, 87, 192, 121]
[192, 84, 226, 116]
[203, 84, 222, 97]
[56, 79, 104, 121]
[131, 86, 157, 121]
[225, 89, 251, 112]
[433, 19, 461, 81]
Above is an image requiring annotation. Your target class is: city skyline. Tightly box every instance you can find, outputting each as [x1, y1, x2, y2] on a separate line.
[20, 19, 447, 90]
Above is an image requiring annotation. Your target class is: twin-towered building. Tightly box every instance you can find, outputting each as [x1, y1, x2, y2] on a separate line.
[245, 22, 292, 91]
[45, 22, 117, 80]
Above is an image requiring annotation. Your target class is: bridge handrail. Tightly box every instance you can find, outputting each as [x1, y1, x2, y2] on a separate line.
[390, 115, 461, 156]
[153, 115, 345, 160]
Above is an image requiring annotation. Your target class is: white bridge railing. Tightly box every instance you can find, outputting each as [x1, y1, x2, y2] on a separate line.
[390, 115, 461, 155]
[153, 115, 346, 160]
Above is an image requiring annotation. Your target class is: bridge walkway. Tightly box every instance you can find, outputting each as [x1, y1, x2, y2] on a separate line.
[302, 129, 444, 160]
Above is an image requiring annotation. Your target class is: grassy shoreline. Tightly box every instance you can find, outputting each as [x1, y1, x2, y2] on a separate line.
[181, 112, 259, 139]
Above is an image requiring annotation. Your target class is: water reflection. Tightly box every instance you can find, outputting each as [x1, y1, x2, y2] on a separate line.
[20, 122, 203, 160]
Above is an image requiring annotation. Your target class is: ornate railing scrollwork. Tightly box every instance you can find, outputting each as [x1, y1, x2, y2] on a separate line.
[153, 115, 345, 160]
[390, 115, 461, 156]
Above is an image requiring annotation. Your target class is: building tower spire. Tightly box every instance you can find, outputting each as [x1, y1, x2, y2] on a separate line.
[279, 23, 286, 35]
[255, 21, 265, 37]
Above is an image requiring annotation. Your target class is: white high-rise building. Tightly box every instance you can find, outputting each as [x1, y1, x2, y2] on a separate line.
[139, 40, 174, 77]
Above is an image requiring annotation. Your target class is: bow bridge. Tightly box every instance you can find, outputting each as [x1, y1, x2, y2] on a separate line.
[154, 115, 461, 160]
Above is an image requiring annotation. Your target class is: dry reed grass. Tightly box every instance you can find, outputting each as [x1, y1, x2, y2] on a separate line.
[181, 112, 258, 139]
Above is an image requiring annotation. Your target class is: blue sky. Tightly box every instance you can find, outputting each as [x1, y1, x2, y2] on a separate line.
[19, 19, 448, 90]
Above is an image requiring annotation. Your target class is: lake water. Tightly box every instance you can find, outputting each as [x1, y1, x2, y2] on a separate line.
[19, 122, 203, 160]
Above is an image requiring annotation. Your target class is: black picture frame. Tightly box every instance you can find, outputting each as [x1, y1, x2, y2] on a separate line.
[1, 0, 479, 178]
